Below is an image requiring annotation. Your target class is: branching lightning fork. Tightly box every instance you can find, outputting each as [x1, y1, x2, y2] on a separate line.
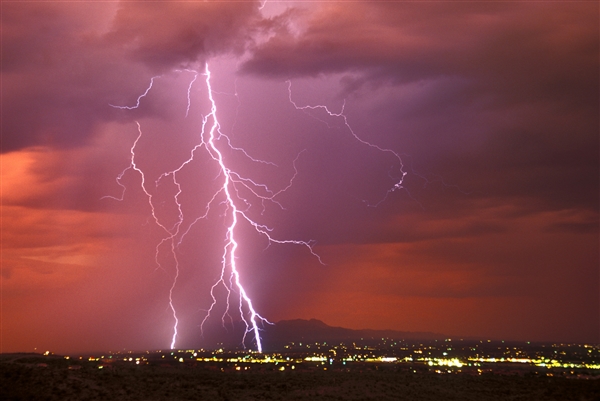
[286, 80, 407, 206]
[106, 64, 321, 352]
[106, 63, 407, 352]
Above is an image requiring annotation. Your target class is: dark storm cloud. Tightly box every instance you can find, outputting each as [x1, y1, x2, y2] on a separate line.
[242, 2, 598, 213]
[104, 1, 259, 71]
[1, 1, 260, 153]
[242, 3, 597, 104]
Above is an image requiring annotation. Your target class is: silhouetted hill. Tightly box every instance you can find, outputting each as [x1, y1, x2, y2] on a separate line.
[190, 318, 446, 351]
[260, 319, 445, 351]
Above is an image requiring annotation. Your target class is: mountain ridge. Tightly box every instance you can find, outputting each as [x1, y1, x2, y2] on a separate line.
[259, 318, 446, 351]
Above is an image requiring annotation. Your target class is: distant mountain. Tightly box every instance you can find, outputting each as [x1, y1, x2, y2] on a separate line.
[190, 318, 446, 351]
[259, 319, 445, 351]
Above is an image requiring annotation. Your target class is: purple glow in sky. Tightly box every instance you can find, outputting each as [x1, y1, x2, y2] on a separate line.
[1, 1, 598, 353]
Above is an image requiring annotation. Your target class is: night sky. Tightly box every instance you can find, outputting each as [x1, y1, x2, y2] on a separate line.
[2, 1, 598, 354]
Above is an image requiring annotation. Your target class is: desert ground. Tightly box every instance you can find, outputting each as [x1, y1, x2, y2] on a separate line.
[2, 354, 600, 401]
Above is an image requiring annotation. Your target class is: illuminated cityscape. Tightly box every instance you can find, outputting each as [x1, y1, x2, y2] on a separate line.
[4, 339, 599, 399]
[38, 339, 600, 377]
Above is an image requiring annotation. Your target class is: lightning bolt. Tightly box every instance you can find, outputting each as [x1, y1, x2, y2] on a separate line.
[104, 121, 183, 349]
[286, 80, 407, 206]
[200, 64, 270, 352]
[109, 76, 160, 110]
[106, 56, 411, 353]
[106, 63, 321, 353]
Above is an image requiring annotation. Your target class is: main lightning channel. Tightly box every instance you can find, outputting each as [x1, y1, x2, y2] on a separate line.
[201, 64, 270, 353]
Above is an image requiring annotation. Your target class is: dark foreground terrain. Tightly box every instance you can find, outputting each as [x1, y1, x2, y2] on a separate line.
[2, 354, 599, 401]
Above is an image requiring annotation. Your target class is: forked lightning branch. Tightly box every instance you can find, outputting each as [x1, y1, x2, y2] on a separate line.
[106, 63, 404, 352]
